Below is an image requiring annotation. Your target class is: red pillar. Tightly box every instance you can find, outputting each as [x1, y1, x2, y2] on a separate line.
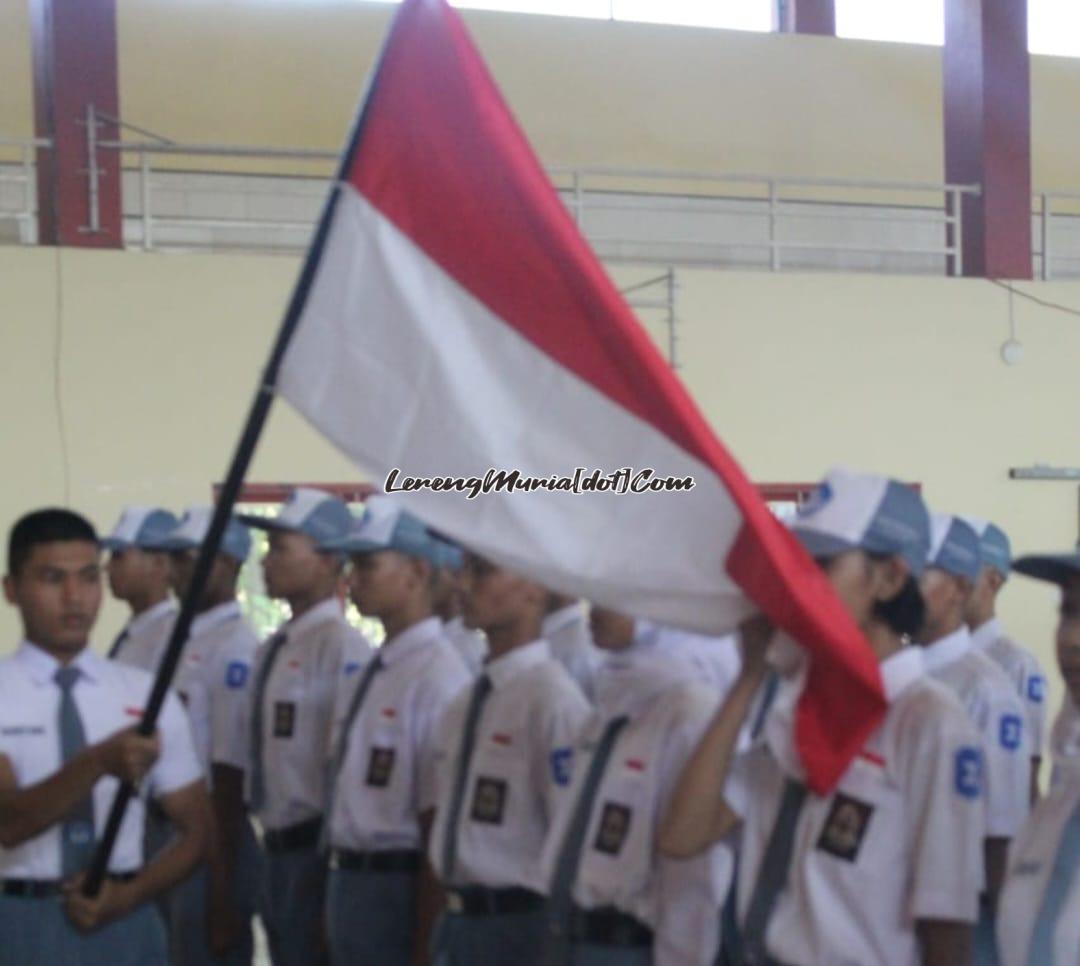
[944, 0, 1032, 278]
[30, 0, 123, 247]
[776, 0, 836, 37]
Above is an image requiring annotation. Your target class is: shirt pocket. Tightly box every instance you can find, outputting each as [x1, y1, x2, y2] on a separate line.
[808, 761, 903, 874]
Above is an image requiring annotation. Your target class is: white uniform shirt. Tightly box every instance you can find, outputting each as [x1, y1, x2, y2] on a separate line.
[248, 598, 373, 831]
[972, 617, 1048, 758]
[442, 616, 489, 677]
[726, 647, 985, 966]
[539, 650, 730, 966]
[923, 627, 1031, 837]
[429, 639, 590, 890]
[328, 617, 470, 851]
[0, 642, 202, 878]
[541, 603, 602, 701]
[996, 756, 1080, 966]
[111, 599, 177, 674]
[632, 622, 741, 697]
[1049, 696, 1080, 789]
[172, 601, 259, 777]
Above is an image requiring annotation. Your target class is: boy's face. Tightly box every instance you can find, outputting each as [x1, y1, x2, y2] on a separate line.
[106, 546, 161, 600]
[348, 549, 423, 619]
[1057, 575, 1080, 706]
[3, 541, 102, 658]
[917, 567, 967, 643]
[262, 530, 332, 600]
[459, 553, 540, 634]
[588, 606, 634, 651]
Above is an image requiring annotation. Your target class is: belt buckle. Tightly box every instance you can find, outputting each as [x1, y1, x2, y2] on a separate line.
[446, 890, 465, 914]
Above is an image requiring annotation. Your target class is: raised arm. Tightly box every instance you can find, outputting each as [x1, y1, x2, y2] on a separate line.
[659, 617, 772, 859]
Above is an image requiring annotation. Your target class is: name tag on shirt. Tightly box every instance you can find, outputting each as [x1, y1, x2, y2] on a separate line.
[273, 702, 296, 738]
[593, 802, 633, 856]
[366, 746, 396, 787]
[816, 792, 874, 862]
[470, 776, 508, 825]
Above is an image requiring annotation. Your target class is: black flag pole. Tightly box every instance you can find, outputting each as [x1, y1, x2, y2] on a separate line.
[81, 0, 407, 895]
[81, 183, 344, 896]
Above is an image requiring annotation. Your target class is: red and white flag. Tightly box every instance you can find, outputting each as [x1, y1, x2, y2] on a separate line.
[277, 0, 883, 791]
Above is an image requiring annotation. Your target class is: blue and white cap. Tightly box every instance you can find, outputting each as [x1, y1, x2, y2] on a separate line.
[147, 506, 252, 563]
[791, 468, 931, 576]
[926, 514, 982, 582]
[239, 487, 352, 547]
[1012, 546, 1080, 586]
[432, 537, 465, 571]
[962, 517, 1011, 578]
[100, 506, 180, 552]
[318, 495, 446, 566]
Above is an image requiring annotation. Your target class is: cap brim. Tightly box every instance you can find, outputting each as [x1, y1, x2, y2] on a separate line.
[99, 537, 130, 551]
[791, 528, 858, 561]
[237, 514, 294, 533]
[319, 536, 385, 554]
[1012, 552, 1080, 586]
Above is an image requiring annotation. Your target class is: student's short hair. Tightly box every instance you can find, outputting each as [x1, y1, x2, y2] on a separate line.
[7, 508, 99, 577]
[873, 574, 926, 639]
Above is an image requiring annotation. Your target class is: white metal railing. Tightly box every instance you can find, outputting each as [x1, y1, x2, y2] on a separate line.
[0, 137, 50, 244]
[5, 118, 1080, 281]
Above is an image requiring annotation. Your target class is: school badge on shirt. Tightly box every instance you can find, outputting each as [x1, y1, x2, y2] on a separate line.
[816, 793, 874, 862]
[366, 746, 396, 787]
[593, 802, 633, 856]
[470, 776, 508, 825]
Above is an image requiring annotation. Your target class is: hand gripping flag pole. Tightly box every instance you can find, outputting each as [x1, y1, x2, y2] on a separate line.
[78, 9, 403, 899]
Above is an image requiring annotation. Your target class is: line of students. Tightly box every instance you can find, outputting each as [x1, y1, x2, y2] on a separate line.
[0, 472, 1074, 965]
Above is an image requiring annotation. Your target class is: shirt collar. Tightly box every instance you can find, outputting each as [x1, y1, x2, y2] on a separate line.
[16, 640, 104, 686]
[190, 600, 243, 638]
[381, 616, 444, 667]
[540, 602, 584, 637]
[126, 598, 178, 637]
[285, 596, 344, 638]
[969, 617, 1002, 651]
[921, 625, 973, 674]
[485, 638, 550, 689]
[878, 645, 926, 702]
[593, 647, 692, 720]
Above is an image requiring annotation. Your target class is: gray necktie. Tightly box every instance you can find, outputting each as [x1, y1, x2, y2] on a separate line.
[741, 776, 808, 965]
[323, 654, 385, 837]
[440, 673, 493, 883]
[1026, 798, 1080, 965]
[55, 666, 96, 877]
[248, 631, 288, 812]
[545, 714, 630, 963]
[106, 627, 129, 661]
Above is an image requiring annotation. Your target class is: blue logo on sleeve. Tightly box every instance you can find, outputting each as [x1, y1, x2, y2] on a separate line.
[344, 662, 361, 676]
[1027, 676, 1045, 704]
[551, 748, 573, 787]
[999, 714, 1023, 751]
[954, 747, 983, 799]
[225, 661, 249, 690]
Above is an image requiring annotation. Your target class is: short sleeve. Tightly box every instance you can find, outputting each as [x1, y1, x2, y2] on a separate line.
[901, 707, 985, 923]
[980, 691, 1031, 837]
[149, 689, 204, 796]
[209, 642, 255, 771]
[415, 667, 470, 814]
[535, 677, 592, 818]
[1020, 657, 1048, 757]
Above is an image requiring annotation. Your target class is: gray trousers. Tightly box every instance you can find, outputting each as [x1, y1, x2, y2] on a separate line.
[434, 908, 547, 966]
[0, 893, 167, 966]
[260, 845, 328, 966]
[325, 867, 416, 966]
[169, 819, 261, 966]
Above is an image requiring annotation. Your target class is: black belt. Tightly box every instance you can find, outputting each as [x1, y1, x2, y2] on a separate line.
[263, 817, 322, 853]
[445, 885, 545, 917]
[329, 848, 422, 874]
[568, 905, 653, 948]
[2, 871, 139, 898]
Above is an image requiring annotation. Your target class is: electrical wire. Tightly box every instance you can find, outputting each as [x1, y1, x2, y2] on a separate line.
[53, 246, 71, 506]
[988, 277, 1080, 320]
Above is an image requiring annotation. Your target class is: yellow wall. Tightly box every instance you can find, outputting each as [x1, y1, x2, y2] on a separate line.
[3, 1, 1080, 185]
[2, 246, 1077, 724]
